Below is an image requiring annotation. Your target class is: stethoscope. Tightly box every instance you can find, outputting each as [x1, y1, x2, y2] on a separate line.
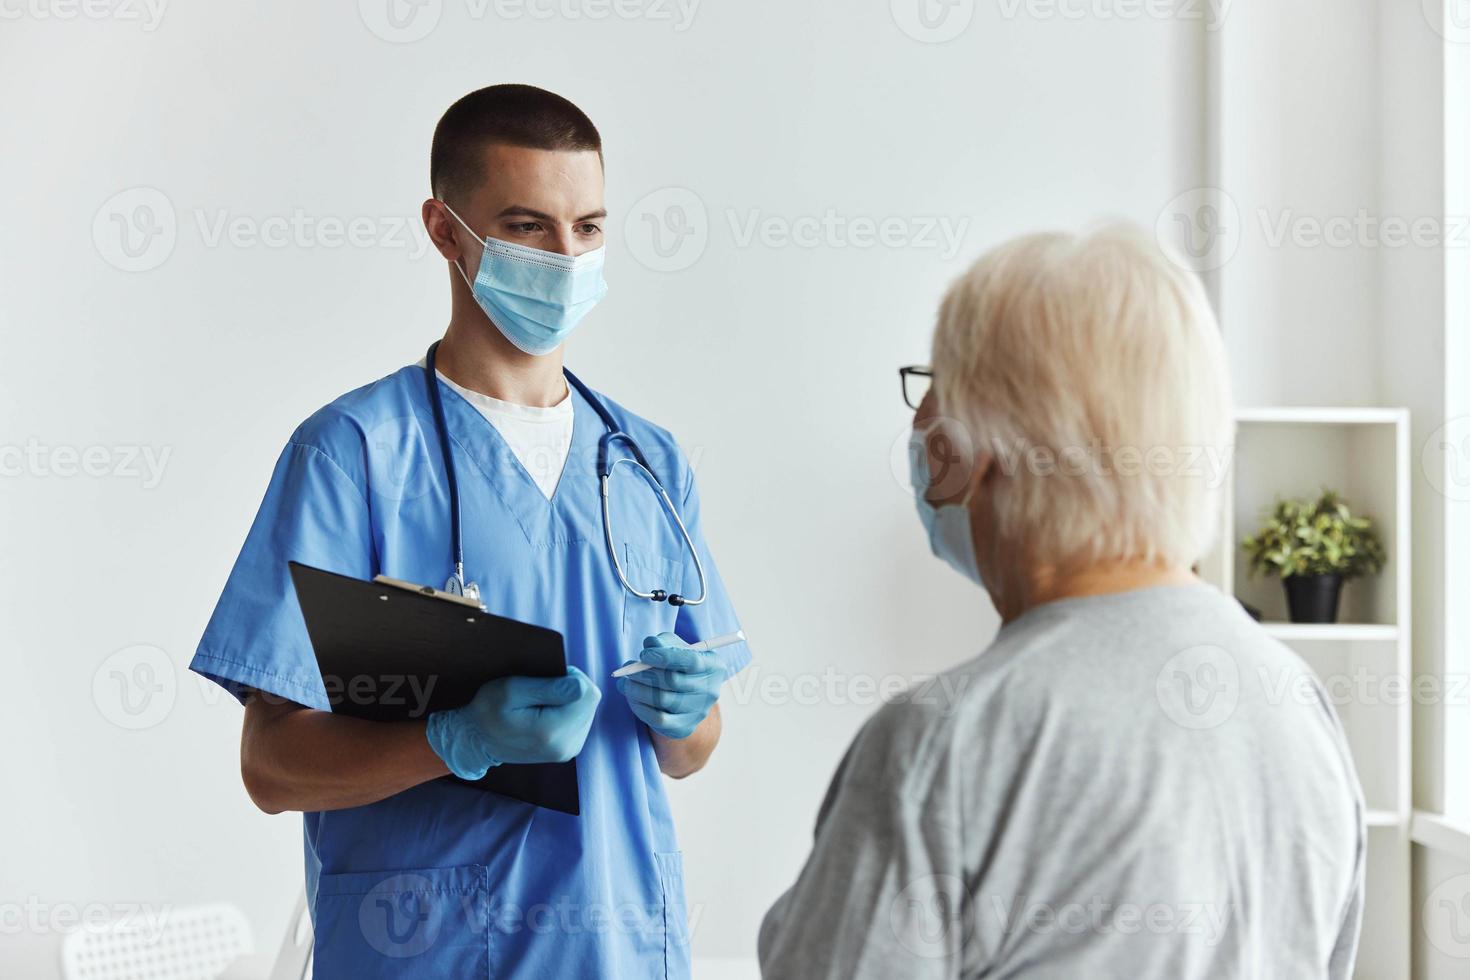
[423, 341, 707, 608]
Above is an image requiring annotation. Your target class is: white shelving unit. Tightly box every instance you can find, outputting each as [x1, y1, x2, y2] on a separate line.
[1198, 407, 1411, 980]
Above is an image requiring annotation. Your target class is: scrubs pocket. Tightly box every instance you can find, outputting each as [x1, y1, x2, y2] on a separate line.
[620, 544, 683, 643]
[656, 850, 691, 980]
[312, 865, 488, 978]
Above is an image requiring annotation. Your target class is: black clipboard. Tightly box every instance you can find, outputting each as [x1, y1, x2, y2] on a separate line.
[288, 561, 580, 815]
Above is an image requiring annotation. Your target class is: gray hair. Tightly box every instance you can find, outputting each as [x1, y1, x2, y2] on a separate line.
[931, 223, 1234, 570]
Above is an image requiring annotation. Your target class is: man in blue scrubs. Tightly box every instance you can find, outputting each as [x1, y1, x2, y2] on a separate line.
[191, 84, 750, 977]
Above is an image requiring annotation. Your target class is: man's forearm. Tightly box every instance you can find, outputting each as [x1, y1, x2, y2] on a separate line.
[240, 693, 450, 814]
[651, 703, 722, 778]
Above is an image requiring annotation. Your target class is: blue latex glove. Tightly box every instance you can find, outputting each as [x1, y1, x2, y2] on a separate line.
[426, 666, 601, 780]
[616, 632, 725, 740]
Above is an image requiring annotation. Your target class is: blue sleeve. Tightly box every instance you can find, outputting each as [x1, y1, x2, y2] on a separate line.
[190, 439, 375, 710]
[671, 455, 752, 678]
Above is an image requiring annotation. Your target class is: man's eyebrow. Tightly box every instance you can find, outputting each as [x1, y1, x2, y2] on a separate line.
[495, 205, 608, 223]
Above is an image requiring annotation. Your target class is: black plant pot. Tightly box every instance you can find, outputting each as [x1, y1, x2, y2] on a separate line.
[1283, 574, 1344, 624]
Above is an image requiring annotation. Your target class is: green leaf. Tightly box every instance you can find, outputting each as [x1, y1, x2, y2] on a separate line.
[1240, 488, 1386, 580]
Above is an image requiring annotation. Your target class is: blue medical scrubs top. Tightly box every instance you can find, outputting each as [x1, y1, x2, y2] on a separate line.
[191, 363, 751, 979]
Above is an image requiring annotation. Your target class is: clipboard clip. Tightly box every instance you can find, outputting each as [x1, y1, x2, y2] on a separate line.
[372, 574, 488, 612]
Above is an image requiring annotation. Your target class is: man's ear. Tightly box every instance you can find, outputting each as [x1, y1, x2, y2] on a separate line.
[422, 199, 464, 262]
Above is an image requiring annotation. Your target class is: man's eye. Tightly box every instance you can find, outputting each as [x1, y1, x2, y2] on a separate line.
[578, 223, 603, 236]
[509, 222, 542, 234]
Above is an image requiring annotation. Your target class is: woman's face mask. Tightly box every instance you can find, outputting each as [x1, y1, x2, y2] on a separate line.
[909, 416, 984, 586]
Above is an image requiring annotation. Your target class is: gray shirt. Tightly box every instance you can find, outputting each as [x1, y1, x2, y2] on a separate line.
[758, 584, 1365, 979]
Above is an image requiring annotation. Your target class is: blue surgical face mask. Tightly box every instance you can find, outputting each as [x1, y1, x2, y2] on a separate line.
[909, 429, 983, 585]
[442, 202, 608, 356]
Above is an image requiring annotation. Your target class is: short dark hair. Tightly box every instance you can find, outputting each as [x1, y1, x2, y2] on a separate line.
[430, 84, 602, 203]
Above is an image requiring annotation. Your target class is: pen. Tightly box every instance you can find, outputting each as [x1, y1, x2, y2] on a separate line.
[611, 630, 747, 677]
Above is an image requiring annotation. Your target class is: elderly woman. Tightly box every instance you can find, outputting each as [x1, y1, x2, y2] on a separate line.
[757, 226, 1364, 978]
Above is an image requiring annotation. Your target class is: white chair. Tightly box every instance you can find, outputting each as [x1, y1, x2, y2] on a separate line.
[61, 902, 254, 980]
[268, 891, 313, 980]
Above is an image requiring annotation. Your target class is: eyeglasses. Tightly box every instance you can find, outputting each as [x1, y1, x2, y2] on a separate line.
[898, 365, 932, 410]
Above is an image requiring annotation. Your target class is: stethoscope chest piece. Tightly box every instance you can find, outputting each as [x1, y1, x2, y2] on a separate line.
[444, 567, 481, 604]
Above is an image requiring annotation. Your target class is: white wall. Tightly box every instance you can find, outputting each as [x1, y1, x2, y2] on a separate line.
[0, 4, 1205, 976]
[1215, 1, 1466, 977]
[1417, 5, 1470, 979]
[1215, 0, 1383, 409]
[1414, 845, 1470, 979]
[1376, 0, 1448, 826]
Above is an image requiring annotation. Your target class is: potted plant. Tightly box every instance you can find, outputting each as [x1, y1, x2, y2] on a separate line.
[1241, 490, 1386, 624]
